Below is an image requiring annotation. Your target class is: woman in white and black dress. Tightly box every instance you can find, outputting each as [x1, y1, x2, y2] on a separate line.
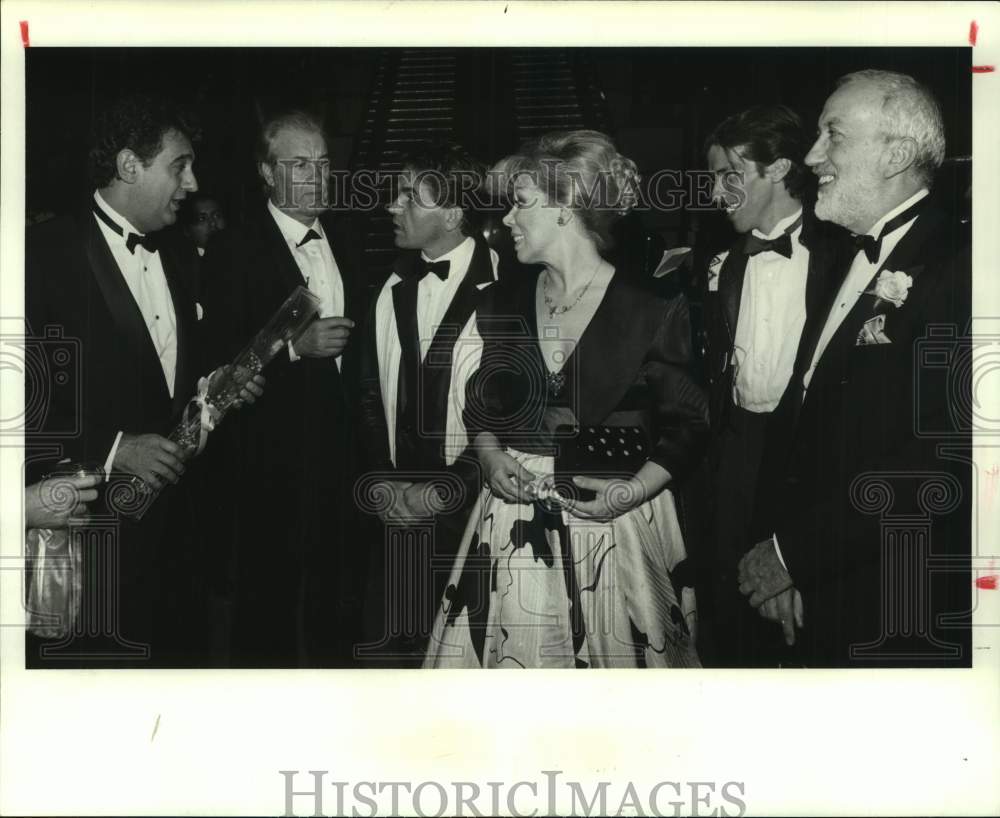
[424, 130, 708, 668]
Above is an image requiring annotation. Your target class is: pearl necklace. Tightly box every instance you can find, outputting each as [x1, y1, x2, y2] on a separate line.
[543, 261, 603, 320]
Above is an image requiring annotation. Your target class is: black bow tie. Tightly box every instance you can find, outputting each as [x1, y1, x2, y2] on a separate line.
[297, 229, 322, 248]
[849, 233, 880, 264]
[93, 203, 158, 255]
[742, 214, 802, 259]
[126, 232, 159, 254]
[416, 258, 450, 281]
[850, 195, 928, 264]
[744, 232, 793, 259]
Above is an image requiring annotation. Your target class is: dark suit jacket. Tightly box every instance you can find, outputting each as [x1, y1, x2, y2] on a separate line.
[25, 204, 204, 664]
[200, 204, 365, 481]
[756, 199, 972, 667]
[26, 208, 202, 472]
[197, 203, 366, 665]
[466, 265, 709, 485]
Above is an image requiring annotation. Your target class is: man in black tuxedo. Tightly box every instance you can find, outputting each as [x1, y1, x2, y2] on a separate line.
[25, 94, 261, 667]
[200, 111, 364, 667]
[700, 105, 851, 667]
[177, 192, 227, 299]
[357, 144, 497, 665]
[739, 70, 972, 667]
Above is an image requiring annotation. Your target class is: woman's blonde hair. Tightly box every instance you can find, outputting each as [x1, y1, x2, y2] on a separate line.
[493, 129, 640, 251]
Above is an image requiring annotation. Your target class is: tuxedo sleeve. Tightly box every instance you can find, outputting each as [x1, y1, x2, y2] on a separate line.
[461, 287, 509, 447]
[773, 247, 971, 589]
[644, 292, 710, 483]
[25, 220, 120, 475]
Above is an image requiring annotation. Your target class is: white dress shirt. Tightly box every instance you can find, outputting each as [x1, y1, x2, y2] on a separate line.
[803, 188, 928, 391]
[94, 191, 178, 396]
[93, 191, 178, 477]
[268, 200, 346, 370]
[416, 236, 476, 361]
[731, 207, 808, 413]
[375, 237, 498, 465]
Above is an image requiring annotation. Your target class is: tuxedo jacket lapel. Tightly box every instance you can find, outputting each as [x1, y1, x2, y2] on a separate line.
[425, 237, 494, 361]
[718, 239, 749, 355]
[321, 212, 358, 321]
[262, 211, 309, 294]
[811, 209, 939, 380]
[391, 273, 421, 432]
[159, 239, 198, 414]
[573, 271, 666, 426]
[785, 214, 853, 414]
[83, 213, 172, 406]
[84, 214, 150, 355]
[418, 238, 495, 432]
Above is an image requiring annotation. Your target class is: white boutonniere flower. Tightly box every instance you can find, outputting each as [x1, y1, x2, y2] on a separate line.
[867, 269, 913, 309]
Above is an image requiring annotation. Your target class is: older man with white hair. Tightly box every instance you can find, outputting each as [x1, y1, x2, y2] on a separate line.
[200, 110, 365, 667]
[737, 70, 971, 667]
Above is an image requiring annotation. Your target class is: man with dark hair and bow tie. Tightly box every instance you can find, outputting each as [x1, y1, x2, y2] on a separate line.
[357, 143, 498, 665]
[700, 105, 851, 666]
[199, 110, 364, 667]
[738, 70, 971, 667]
[25, 93, 263, 667]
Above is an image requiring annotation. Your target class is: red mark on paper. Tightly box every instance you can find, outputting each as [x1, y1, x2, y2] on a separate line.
[969, 21, 978, 46]
[975, 575, 998, 590]
[20, 21, 29, 48]
[972, 65, 996, 73]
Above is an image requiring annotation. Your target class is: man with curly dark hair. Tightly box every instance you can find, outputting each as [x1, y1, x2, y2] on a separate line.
[25, 93, 260, 668]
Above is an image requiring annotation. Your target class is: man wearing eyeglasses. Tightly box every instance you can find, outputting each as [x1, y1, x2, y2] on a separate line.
[200, 110, 365, 668]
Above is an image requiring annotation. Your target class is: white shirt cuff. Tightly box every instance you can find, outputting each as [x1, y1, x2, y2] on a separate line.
[287, 340, 300, 362]
[104, 430, 124, 480]
[772, 533, 788, 570]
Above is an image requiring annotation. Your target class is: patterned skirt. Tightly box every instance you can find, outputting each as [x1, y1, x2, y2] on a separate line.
[423, 450, 700, 668]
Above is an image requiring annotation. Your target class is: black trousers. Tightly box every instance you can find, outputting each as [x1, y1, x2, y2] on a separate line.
[702, 402, 796, 668]
[357, 505, 469, 668]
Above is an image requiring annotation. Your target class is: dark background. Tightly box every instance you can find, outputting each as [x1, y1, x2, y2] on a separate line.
[25, 46, 972, 280]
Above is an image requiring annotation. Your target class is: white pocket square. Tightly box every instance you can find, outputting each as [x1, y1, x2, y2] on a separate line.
[856, 314, 891, 346]
[196, 302, 204, 321]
